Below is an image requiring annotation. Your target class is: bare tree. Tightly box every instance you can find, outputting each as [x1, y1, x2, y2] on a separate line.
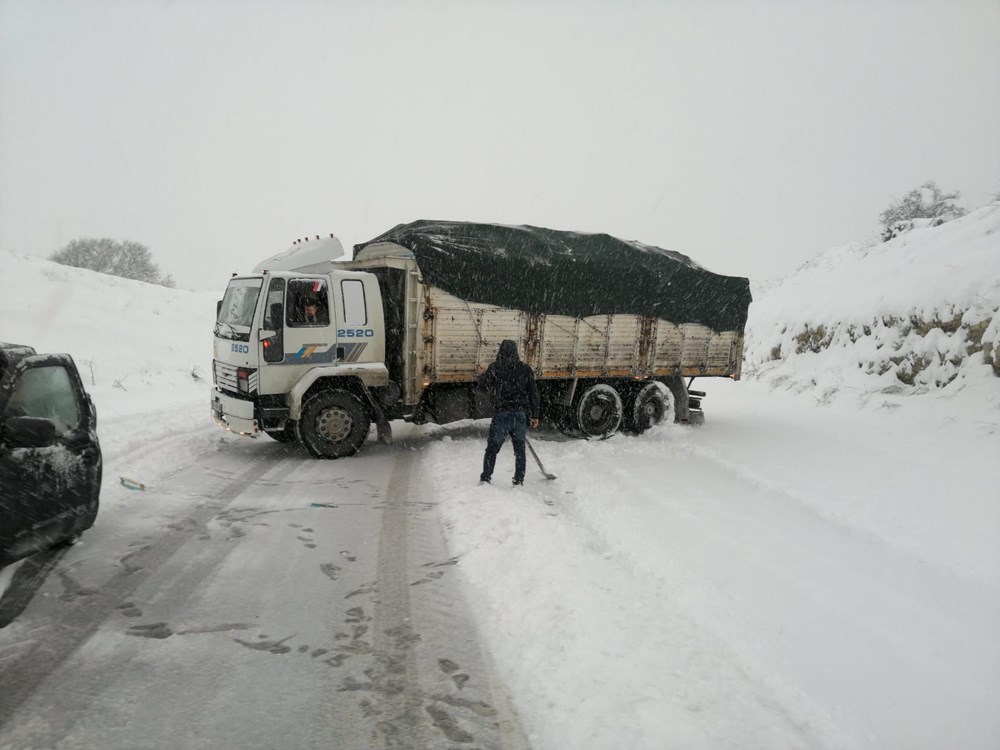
[50, 238, 175, 287]
[879, 181, 966, 242]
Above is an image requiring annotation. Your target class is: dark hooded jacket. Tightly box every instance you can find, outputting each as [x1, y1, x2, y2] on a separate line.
[477, 340, 540, 418]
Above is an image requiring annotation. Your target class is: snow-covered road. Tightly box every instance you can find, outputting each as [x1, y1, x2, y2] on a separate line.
[0, 411, 526, 750]
[1, 377, 998, 750]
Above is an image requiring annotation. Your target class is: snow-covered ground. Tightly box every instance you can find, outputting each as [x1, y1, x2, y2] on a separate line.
[1, 205, 998, 749]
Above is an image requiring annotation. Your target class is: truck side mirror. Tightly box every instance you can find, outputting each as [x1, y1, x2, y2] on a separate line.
[216, 300, 222, 317]
[270, 302, 284, 327]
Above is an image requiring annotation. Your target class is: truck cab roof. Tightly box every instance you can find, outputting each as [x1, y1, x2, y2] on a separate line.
[252, 236, 346, 275]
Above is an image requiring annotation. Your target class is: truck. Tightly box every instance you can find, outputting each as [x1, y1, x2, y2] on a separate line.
[211, 221, 752, 458]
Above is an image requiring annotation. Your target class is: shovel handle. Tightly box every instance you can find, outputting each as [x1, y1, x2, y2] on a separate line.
[525, 439, 556, 480]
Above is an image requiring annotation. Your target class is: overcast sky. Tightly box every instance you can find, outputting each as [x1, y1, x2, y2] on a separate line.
[1, 0, 998, 290]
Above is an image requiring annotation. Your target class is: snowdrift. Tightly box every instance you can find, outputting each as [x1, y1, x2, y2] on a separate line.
[745, 203, 1000, 405]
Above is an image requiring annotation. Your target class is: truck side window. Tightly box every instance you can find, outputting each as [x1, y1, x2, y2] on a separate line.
[262, 278, 286, 363]
[3, 366, 81, 435]
[263, 278, 285, 329]
[342, 279, 367, 325]
[287, 279, 331, 328]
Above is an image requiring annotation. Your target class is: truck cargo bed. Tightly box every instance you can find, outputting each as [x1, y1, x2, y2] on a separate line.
[426, 286, 744, 382]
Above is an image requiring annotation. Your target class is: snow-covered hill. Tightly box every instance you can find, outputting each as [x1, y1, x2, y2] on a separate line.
[744, 203, 1000, 409]
[0, 251, 218, 421]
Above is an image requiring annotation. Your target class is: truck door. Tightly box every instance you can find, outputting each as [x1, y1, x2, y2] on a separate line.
[280, 277, 338, 367]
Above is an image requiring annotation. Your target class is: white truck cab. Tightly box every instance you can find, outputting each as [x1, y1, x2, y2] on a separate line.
[211, 236, 389, 457]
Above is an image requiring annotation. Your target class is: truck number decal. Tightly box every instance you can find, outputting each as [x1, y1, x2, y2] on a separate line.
[231, 343, 250, 354]
[338, 329, 374, 338]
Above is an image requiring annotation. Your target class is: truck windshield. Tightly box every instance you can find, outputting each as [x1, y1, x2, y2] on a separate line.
[217, 278, 263, 332]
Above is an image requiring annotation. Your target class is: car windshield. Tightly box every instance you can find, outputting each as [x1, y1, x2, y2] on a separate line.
[217, 278, 263, 332]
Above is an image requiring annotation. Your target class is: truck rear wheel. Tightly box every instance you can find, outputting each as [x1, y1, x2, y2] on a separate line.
[555, 407, 582, 438]
[623, 382, 670, 434]
[574, 384, 623, 439]
[297, 390, 370, 458]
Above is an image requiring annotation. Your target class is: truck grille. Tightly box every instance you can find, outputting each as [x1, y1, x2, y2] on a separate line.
[213, 361, 258, 395]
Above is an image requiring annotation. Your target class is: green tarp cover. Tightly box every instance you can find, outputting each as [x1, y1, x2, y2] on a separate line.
[354, 221, 752, 332]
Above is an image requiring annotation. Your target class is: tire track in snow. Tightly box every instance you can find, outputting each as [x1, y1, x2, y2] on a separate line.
[0, 451, 291, 734]
[370, 444, 529, 749]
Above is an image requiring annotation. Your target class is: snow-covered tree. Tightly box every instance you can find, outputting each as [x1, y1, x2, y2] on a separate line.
[50, 238, 175, 287]
[879, 181, 966, 242]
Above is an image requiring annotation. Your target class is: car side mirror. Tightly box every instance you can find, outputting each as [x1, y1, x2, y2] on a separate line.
[2, 415, 58, 448]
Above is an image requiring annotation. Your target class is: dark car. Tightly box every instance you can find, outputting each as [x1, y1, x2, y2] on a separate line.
[0, 342, 102, 567]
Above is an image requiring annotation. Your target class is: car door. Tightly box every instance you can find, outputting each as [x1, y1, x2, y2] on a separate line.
[0, 354, 101, 563]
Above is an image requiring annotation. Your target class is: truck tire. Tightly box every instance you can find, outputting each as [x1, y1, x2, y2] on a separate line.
[574, 384, 623, 439]
[555, 407, 582, 438]
[297, 390, 370, 458]
[662, 376, 691, 424]
[623, 382, 670, 434]
[264, 421, 297, 443]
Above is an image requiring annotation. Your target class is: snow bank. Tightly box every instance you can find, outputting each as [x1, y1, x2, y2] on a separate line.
[744, 203, 1000, 407]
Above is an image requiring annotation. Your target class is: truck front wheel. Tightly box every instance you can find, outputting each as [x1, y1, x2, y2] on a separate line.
[297, 390, 371, 458]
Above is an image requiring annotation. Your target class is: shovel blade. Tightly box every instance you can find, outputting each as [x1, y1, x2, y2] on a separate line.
[526, 439, 556, 481]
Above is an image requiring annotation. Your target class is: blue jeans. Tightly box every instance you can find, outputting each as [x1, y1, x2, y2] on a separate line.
[481, 410, 527, 483]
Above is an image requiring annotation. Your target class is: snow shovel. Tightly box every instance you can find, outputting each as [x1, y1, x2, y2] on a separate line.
[526, 439, 556, 480]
